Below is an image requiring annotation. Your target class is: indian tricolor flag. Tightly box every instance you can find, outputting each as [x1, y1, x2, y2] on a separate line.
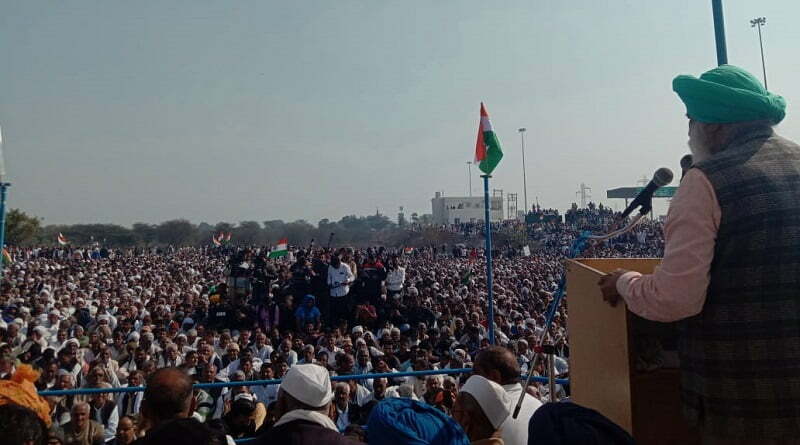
[268, 238, 288, 258]
[57, 233, 69, 246]
[474, 102, 504, 175]
[2, 248, 12, 265]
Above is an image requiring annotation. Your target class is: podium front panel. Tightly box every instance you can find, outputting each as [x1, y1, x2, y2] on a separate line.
[565, 258, 699, 444]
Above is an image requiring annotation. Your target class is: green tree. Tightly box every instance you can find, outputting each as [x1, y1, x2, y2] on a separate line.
[6, 209, 42, 246]
[155, 219, 197, 245]
[283, 220, 315, 246]
[236, 221, 263, 245]
[65, 224, 135, 247]
[132, 223, 158, 245]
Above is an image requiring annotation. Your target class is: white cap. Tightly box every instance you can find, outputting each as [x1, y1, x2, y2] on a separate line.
[234, 393, 256, 403]
[352, 326, 364, 334]
[460, 375, 512, 430]
[280, 364, 333, 408]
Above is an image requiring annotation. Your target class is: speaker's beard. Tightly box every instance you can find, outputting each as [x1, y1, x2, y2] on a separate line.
[688, 137, 713, 163]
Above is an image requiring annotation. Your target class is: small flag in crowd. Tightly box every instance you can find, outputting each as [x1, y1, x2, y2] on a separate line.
[57, 233, 69, 246]
[460, 268, 474, 285]
[2, 248, 12, 264]
[474, 102, 504, 175]
[268, 238, 289, 258]
[211, 234, 222, 247]
[403, 247, 414, 255]
[225, 232, 232, 242]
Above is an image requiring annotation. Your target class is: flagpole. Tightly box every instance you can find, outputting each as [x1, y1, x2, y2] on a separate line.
[482, 174, 495, 345]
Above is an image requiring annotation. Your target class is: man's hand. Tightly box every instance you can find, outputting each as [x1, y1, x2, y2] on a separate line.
[598, 269, 628, 307]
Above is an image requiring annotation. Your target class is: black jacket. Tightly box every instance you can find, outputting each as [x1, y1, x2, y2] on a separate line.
[332, 402, 362, 427]
[258, 420, 364, 445]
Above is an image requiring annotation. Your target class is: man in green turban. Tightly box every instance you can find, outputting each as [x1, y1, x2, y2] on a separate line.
[600, 64, 800, 443]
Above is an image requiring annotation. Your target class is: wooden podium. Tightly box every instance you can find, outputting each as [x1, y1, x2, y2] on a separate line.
[565, 258, 700, 444]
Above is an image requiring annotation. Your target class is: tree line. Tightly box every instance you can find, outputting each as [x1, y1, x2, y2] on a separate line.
[4, 209, 442, 248]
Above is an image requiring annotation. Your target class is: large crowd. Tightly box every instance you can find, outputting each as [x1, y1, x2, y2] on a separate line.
[0, 205, 663, 445]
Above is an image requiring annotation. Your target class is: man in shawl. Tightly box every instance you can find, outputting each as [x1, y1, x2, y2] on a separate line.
[453, 375, 512, 445]
[257, 363, 363, 445]
[599, 64, 800, 442]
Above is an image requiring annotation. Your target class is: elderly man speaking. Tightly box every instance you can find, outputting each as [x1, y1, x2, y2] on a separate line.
[599, 64, 800, 444]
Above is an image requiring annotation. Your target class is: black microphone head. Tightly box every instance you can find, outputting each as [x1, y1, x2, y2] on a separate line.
[653, 167, 674, 187]
[680, 154, 693, 170]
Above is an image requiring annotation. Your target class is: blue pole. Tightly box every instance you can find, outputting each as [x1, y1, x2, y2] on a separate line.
[0, 182, 9, 281]
[482, 174, 495, 344]
[711, 0, 728, 65]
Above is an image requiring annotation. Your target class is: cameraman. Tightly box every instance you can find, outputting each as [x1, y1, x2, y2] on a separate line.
[289, 252, 315, 298]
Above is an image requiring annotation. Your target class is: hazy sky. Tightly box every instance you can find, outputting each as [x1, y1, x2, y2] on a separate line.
[2, 1, 799, 226]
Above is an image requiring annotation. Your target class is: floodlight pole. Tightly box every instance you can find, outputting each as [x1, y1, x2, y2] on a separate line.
[0, 183, 9, 279]
[518, 128, 528, 214]
[466, 161, 473, 197]
[0, 125, 7, 282]
[750, 17, 768, 89]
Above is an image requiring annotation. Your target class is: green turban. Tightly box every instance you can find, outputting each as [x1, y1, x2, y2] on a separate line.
[673, 64, 786, 124]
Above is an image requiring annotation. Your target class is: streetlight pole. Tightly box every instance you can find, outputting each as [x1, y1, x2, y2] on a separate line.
[750, 17, 768, 90]
[518, 128, 528, 213]
[466, 161, 473, 197]
[0, 126, 8, 283]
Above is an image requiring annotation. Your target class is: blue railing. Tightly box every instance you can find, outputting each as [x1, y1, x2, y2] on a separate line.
[40, 367, 567, 445]
[38, 367, 569, 397]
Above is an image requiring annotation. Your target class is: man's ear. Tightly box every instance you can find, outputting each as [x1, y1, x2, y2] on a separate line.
[705, 123, 722, 134]
[140, 398, 150, 421]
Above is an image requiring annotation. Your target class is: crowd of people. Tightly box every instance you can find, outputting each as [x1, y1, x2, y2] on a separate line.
[0, 209, 662, 444]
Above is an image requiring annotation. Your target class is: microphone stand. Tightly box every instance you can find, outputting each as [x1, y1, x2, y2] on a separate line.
[512, 212, 647, 419]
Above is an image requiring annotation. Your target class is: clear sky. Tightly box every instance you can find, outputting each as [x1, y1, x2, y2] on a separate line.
[1, 1, 798, 225]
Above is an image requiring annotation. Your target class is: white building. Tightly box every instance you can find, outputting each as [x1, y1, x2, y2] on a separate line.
[431, 192, 504, 225]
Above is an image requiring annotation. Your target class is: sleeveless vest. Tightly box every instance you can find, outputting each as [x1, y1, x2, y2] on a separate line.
[681, 127, 800, 438]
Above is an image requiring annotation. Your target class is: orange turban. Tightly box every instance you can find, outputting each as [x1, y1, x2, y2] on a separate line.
[0, 364, 52, 426]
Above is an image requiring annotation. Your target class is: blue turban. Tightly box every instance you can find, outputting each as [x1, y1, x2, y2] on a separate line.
[367, 398, 470, 445]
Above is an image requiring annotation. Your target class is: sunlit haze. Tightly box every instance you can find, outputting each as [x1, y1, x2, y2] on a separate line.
[2, 1, 798, 225]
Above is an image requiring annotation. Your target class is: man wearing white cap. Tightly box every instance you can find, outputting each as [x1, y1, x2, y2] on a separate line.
[257, 363, 363, 445]
[453, 375, 512, 445]
[474, 346, 542, 445]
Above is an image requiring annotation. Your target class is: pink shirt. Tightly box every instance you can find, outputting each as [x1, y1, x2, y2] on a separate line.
[616, 168, 721, 322]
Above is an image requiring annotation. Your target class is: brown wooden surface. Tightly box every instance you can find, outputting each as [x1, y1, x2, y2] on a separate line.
[566, 258, 700, 444]
[565, 259, 641, 433]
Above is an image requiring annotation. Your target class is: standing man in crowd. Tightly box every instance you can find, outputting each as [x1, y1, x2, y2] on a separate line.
[600, 64, 799, 443]
[327, 255, 354, 326]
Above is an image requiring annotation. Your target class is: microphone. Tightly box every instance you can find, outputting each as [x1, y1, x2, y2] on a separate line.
[620, 168, 674, 219]
[680, 154, 693, 179]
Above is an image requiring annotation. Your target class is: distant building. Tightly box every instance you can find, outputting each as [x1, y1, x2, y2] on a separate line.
[431, 192, 504, 225]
